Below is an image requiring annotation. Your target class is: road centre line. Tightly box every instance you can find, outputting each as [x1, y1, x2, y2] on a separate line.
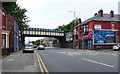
[35, 51, 49, 74]
[37, 52, 49, 74]
[82, 58, 114, 68]
[35, 51, 44, 74]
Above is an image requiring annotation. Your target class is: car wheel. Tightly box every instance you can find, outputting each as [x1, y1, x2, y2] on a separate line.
[23, 50, 25, 53]
[114, 49, 117, 51]
[119, 48, 120, 51]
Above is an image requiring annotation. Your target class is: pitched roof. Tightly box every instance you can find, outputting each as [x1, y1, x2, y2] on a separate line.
[75, 14, 120, 28]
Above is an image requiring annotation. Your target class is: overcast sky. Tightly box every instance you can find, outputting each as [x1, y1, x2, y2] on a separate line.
[16, 0, 119, 42]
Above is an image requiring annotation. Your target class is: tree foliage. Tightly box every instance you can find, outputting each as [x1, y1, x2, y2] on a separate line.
[55, 18, 81, 33]
[2, 2, 30, 32]
[33, 40, 40, 45]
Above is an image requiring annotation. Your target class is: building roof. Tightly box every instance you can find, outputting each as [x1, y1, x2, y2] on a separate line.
[75, 14, 120, 28]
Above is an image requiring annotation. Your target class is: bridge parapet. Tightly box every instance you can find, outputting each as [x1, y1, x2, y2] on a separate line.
[21, 28, 64, 37]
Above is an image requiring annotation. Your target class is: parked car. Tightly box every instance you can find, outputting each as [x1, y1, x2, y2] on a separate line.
[23, 44, 34, 53]
[113, 44, 120, 51]
[37, 45, 45, 50]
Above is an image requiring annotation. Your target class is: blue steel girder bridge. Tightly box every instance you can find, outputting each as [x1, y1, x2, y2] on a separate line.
[21, 28, 66, 48]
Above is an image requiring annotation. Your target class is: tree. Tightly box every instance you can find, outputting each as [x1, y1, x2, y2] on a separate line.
[2, 2, 30, 32]
[55, 18, 81, 33]
[33, 40, 40, 45]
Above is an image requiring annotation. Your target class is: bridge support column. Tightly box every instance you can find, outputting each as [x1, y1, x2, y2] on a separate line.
[21, 35, 25, 49]
[58, 37, 66, 48]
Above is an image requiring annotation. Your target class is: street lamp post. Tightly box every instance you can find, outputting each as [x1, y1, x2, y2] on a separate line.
[69, 11, 76, 25]
[69, 11, 76, 50]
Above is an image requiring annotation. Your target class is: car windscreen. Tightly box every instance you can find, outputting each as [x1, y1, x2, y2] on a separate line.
[25, 45, 33, 47]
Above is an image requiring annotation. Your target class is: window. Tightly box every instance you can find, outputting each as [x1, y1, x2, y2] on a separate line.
[2, 35, 6, 48]
[83, 25, 88, 35]
[94, 25, 101, 29]
[111, 23, 115, 30]
[84, 25, 88, 32]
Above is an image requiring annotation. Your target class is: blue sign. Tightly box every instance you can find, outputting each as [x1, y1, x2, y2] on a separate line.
[94, 31, 116, 44]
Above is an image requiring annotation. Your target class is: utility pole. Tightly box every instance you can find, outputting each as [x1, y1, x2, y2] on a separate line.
[69, 11, 76, 50]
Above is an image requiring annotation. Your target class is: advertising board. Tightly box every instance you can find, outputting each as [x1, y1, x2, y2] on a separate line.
[66, 32, 73, 42]
[94, 31, 116, 44]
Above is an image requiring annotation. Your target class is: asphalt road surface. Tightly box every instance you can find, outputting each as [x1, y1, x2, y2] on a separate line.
[1, 47, 119, 74]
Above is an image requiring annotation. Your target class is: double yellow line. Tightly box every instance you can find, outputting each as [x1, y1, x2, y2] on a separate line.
[35, 51, 49, 74]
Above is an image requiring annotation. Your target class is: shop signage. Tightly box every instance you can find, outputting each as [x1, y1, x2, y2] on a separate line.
[83, 35, 92, 40]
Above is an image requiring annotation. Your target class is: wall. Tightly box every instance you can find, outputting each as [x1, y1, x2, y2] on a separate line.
[91, 21, 120, 43]
[0, 8, 2, 49]
[116, 22, 120, 43]
[2, 10, 6, 31]
[90, 21, 120, 49]
[7, 15, 14, 52]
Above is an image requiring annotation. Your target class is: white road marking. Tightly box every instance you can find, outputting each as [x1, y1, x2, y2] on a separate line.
[7, 59, 14, 62]
[82, 58, 114, 68]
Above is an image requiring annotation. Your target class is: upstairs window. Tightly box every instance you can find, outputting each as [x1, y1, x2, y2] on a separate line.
[94, 25, 101, 29]
[83, 25, 88, 35]
[84, 25, 88, 32]
[111, 23, 115, 30]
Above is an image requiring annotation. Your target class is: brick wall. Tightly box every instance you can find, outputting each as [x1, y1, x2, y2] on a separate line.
[0, 8, 2, 48]
[7, 15, 15, 52]
[116, 22, 120, 43]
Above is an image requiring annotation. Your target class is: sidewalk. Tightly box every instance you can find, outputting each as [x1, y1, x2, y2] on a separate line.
[1, 49, 22, 59]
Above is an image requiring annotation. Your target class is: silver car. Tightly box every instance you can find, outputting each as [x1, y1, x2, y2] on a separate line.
[37, 45, 45, 50]
[23, 44, 34, 53]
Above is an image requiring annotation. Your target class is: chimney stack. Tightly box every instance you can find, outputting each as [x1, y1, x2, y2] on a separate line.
[78, 18, 81, 24]
[98, 9, 103, 17]
[110, 10, 114, 17]
[94, 13, 97, 16]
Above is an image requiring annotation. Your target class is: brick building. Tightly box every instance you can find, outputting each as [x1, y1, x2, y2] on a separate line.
[7, 15, 14, 52]
[0, 8, 19, 55]
[1, 8, 10, 49]
[1, 8, 10, 55]
[75, 10, 120, 49]
[7, 15, 19, 52]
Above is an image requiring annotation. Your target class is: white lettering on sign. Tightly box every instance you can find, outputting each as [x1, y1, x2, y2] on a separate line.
[105, 34, 114, 37]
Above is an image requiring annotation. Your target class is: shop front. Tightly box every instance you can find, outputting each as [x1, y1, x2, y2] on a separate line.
[81, 35, 92, 49]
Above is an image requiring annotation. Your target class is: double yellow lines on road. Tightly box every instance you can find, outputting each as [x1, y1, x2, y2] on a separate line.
[35, 51, 49, 74]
